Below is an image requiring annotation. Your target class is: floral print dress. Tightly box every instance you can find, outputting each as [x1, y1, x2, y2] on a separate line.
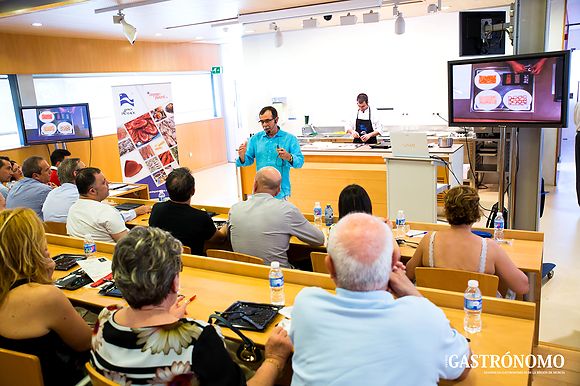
[91, 305, 246, 386]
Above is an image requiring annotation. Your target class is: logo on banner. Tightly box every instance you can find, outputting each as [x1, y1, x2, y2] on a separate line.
[147, 91, 168, 101]
[119, 93, 135, 107]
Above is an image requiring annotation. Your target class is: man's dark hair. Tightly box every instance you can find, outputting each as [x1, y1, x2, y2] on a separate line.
[0, 156, 10, 169]
[166, 168, 195, 202]
[50, 149, 71, 166]
[357, 93, 369, 104]
[259, 106, 278, 119]
[75, 167, 101, 195]
[22, 156, 44, 178]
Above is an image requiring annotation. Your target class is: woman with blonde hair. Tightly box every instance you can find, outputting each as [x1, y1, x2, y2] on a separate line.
[406, 186, 529, 296]
[0, 208, 91, 386]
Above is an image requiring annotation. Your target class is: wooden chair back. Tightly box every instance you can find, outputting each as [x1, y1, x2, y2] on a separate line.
[310, 252, 329, 274]
[0, 348, 44, 386]
[415, 267, 499, 297]
[182, 245, 192, 254]
[43, 221, 68, 235]
[206, 249, 264, 265]
[85, 362, 119, 386]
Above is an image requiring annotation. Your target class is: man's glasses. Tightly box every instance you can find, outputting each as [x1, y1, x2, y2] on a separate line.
[258, 118, 275, 124]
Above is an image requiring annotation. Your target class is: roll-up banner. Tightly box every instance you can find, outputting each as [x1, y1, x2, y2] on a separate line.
[112, 83, 179, 199]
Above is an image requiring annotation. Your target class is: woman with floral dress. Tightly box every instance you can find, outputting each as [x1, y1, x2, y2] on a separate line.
[91, 226, 292, 386]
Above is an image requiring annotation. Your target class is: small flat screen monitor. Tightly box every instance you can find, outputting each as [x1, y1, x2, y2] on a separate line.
[448, 51, 570, 128]
[20, 103, 93, 145]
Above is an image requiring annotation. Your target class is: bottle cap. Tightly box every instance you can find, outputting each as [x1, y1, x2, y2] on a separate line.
[271, 261, 280, 269]
[468, 279, 479, 288]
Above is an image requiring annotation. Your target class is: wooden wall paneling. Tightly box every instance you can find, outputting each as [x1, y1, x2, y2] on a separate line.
[0, 33, 220, 74]
[175, 118, 227, 172]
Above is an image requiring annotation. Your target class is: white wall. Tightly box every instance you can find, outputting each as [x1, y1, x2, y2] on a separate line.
[236, 10, 512, 140]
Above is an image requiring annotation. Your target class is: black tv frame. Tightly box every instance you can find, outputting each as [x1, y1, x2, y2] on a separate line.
[447, 50, 570, 128]
[20, 102, 93, 145]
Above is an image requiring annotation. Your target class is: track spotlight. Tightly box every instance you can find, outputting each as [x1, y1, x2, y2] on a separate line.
[270, 22, 283, 47]
[340, 12, 358, 25]
[303, 17, 318, 28]
[427, 0, 442, 14]
[113, 10, 137, 45]
[393, 5, 405, 35]
[363, 10, 379, 23]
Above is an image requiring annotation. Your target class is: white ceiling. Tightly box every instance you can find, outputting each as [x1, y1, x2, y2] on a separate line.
[0, 0, 516, 44]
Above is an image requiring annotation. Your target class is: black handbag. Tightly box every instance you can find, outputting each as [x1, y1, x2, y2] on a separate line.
[208, 314, 262, 363]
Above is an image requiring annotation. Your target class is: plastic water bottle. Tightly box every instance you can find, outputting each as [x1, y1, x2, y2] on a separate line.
[313, 202, 323, 227]
[83, 234, 96, 259]
[494, 212, 504, 242]
[269, 261, 285, 306]
[324, 204, 334, 227]
[464, 280, 482, 334]
[158, 190, 166, 202]
[396, 210, 406, 237]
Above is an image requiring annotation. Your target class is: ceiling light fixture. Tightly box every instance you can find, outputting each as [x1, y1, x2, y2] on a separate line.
[340, 12, 358, 25]
[113, 10, 137, 45]
[427, 0, 442, 14]
[270, 22, 283, 48]
[363, 10, 379, 23]
[303, 17, 318, 29]
[239, 0, 381, 24]
[393, 4, 405, 35]
[31, 22, 42, 27]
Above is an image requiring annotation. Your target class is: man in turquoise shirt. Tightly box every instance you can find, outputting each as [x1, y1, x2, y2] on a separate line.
[236, 106, 303, 199]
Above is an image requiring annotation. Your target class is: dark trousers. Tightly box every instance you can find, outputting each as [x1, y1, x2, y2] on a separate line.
[576, 132, 580, 206]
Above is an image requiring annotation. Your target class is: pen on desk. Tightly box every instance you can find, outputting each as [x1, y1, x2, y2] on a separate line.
[188, 295, 197, 303]
[411, 231, 428, 237]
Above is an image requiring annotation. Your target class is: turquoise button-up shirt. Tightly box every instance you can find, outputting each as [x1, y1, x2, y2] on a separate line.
[236, 128, 304, 199]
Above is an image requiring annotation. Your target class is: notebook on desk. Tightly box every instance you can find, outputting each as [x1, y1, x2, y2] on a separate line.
[390, 132, 430, 159]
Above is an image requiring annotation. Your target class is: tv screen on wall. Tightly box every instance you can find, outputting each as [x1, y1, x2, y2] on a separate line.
[20, 103, 93, 145]
[447, 51, 570, 128]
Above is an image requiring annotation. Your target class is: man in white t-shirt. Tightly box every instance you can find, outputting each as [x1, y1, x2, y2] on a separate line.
[67, 167, 128, 243]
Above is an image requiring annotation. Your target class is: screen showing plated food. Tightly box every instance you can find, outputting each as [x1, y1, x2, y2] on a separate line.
[20, 103, 93, 145]
[447, 51, 570, 128]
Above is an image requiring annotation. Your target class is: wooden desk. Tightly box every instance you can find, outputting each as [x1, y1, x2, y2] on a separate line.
[47, 234, 534, 386]
[108, 183, 150, 200]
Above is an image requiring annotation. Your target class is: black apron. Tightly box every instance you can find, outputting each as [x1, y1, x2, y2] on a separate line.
[353, 108, 377, 144]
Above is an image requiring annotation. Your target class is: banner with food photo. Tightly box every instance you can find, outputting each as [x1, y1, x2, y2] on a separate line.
[112, 83, 179, 199]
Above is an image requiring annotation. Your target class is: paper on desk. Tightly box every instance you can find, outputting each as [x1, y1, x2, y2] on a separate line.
[277, 318, 292, 332]
[77, 258, 112, 282]
[278, 306, 293, 319]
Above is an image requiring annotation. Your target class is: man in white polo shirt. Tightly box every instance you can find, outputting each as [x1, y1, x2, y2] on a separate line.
[67, 167, 128, 243]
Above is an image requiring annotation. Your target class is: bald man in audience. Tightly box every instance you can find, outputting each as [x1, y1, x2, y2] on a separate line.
[67, 167, 130, 243]
[6, 156, 52, 219]
[228, 166, 324, 267]
[290, 213, 471, 385]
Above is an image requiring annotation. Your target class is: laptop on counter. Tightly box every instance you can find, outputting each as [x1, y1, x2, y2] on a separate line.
[390, 131, 430, 158]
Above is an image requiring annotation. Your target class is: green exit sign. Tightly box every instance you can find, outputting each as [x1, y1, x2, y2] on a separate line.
[211, 66, 221, 74]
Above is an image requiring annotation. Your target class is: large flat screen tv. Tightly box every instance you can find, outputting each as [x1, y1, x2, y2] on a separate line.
[20, 103, 93, 145]
[448, 51, 570, 128]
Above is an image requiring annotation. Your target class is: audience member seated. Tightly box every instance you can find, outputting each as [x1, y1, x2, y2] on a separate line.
[49, 149, 71, 187]
[42, 158, 85, 223]
[149, 167, 225, 255]
[290, 213, 471, 385]
[91, 226, 293, 385]
[67, 167, 129, 242]
[0, 192, 4, 211]
[0, 208, 92, 386]
[228, 166, 324, 267]
[338, 183, 401, 261]
[7, 159, 23, 189]
[0, 156, 12, 199]
[338, 183, 373, 218]
[406, 186, 529, 296]
[6, 156, 52, 219]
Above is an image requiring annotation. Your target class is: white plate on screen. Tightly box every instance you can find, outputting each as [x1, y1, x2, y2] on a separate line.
[474, 70, 501, 90]
[474, 90, 501, 111]
[40, 123, 57, 135]
[503, 89, 532, 111]
[57, 122, 74, 134]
